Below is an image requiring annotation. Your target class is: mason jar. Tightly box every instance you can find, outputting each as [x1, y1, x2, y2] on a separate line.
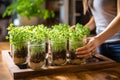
[50, 40, 67, 66]
[11, 42, 28, 65]
[69, 38, 87, 65]
[27, 42, 46, 70]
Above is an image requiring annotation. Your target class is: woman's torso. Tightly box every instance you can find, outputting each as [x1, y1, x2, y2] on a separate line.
[91, 0, 120, 43]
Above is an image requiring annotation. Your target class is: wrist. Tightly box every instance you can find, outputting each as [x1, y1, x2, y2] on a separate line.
[94, 36, 104, 45]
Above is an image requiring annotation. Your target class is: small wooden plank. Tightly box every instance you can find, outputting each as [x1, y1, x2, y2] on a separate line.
[2, 50, 20, 78]
[2, 50, 118, 79]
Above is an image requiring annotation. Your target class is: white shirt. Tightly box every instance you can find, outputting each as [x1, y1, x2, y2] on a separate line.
[91, 0, 120, 43]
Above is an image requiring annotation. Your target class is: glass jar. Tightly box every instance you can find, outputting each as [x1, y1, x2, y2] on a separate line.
[11, 43, 28, 65]
[69, 39, 86, 65]
[28, 43, 46, 70]
[50, 40, 67, 66]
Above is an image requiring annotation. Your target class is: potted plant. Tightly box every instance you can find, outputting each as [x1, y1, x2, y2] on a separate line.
[48, 24, 70, 66]
[69, 23, 90, 65]
[2, 0, 54, 25]
[27, 24, 48, 70]
[6, 23, 31, 65]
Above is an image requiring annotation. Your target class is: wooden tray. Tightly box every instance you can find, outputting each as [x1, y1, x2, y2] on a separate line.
[2, 50, 118, 79]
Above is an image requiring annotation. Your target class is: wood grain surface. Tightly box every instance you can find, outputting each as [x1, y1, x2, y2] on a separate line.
[1, 42, 120, 80]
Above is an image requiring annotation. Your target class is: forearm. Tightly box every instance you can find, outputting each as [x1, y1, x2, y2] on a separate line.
[95, 14, 120, 45]
[95, 0, 120, 44]
[85, 16, 96, 31]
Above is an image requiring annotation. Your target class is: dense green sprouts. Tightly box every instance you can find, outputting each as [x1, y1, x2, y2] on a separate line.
[7, 23, 31, 50]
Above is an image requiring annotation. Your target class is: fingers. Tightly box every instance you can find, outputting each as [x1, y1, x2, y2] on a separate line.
[76, 42, 95, 55]
[75, 38, 97, 59]
[76, 49, 97, 59]
[76, 52, 92, 59]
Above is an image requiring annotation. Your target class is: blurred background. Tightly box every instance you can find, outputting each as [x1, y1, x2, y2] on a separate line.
[0, 0, 92, 42]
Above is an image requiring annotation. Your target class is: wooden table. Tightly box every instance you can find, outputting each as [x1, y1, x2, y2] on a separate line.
[1, 42, 120, 80]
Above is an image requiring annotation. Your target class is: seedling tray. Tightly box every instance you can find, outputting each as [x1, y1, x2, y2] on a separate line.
[2, 50, 117, 79]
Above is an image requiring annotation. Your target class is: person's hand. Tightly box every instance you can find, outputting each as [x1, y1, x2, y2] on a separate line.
[76, 37, 101, 59]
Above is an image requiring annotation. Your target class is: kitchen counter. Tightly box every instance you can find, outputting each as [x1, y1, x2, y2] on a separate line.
[1, 42, 120, 80]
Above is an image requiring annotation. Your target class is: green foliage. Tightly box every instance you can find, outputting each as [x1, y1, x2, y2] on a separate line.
[49, 24, 70, 51]
[69, 23, 90, 50]
[7, 23, 90, 54]
[7, 23, 31, 50]
[49, 24, 70, 41]
[7, 23, 49, 54]
[28, 24, 49, 54]
[29, 24, 49, 44]
[2, 0, 55, 20]
[69, 23, 90, 40]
